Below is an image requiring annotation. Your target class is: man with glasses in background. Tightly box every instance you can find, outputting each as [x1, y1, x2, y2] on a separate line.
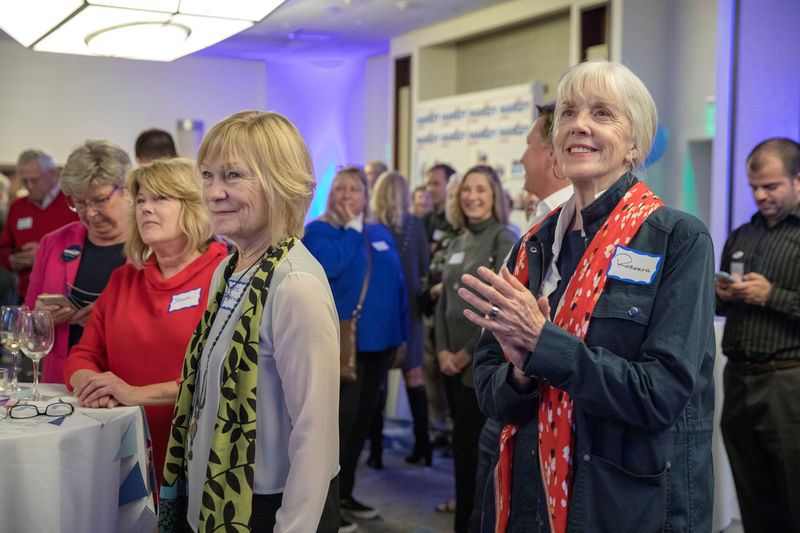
[0, 150, 77, 303]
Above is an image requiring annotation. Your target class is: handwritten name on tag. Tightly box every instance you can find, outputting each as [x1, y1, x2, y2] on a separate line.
[372, 240, 389, 252]
[448, 251, 465, 265]
[168, 288, 202, 312]
[606, 245, 662, 285]
[221, 280, 248, 311]
[16, 217, 33, 230]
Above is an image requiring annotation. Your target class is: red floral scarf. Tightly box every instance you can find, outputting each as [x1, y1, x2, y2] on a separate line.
[494, 182, 663, 533]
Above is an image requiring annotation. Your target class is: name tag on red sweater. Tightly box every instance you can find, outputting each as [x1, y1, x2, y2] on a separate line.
[16, 217, 32, 230]
[168, 288, 202, 312]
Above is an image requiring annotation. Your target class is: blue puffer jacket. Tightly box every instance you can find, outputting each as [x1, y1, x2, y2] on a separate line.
[474, 175, 716, 532]
[303, 220, 408, 351]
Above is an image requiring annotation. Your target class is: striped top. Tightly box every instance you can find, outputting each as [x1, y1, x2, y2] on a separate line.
[717, 204, 800, 362]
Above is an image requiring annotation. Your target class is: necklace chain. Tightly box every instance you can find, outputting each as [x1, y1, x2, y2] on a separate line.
[188, 255, 264, 455]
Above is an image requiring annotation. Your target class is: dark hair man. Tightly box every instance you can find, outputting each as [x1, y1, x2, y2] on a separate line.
[423, 163, 456, 244]
[419, 162, 458, 460]
[717, 137, 800, 533]
[521, 104, 573, 228]
[135, 129, 177, 164]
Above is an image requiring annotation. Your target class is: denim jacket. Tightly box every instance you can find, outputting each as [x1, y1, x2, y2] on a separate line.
[474, 175, 716, 532]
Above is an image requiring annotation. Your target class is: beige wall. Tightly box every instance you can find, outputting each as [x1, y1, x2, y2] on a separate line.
[386, 0, 720, 229]
[364, 54, 392, 166]
[455, 11, 570, 101]
[0, 40, 266, 164]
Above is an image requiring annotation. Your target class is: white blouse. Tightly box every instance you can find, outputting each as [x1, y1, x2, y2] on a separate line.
[187, 242, 340, 532]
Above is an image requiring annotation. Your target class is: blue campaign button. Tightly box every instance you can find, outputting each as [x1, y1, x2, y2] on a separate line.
[61, 245, 81, 262]
[628, 306, 640, 317]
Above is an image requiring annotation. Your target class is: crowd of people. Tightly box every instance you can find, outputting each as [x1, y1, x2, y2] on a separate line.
[1, 58, 797, 533]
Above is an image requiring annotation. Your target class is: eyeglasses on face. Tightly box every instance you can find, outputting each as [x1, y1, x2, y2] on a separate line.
[67, 186, 119, 213]
[6, 400, 74, 419]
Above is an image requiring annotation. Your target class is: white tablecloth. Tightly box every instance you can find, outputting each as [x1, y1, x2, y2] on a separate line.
[0, 383, 157, 533]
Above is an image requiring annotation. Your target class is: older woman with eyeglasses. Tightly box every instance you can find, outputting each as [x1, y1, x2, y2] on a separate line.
[25, 139, 133, 384]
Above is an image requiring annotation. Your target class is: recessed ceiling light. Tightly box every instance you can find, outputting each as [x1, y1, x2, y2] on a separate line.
[0, 0, 287, 61]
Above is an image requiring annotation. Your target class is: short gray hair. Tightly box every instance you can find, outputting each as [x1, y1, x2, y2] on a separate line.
[17, 150, 54, 172]
[553, 59, 657, 170]
[59, 140, 132, 196]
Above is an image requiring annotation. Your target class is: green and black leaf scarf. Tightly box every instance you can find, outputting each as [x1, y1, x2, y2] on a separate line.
[158, 237, 296, 532]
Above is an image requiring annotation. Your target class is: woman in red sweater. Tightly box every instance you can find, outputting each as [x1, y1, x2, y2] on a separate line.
[64, 158, 227, 486]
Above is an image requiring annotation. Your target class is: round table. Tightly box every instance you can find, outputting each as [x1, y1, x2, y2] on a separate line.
[0, 383, 157, 533]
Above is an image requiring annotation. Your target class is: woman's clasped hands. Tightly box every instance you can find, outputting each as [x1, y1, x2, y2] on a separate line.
[71, 370, 138, 408]
[458, 266, 550, 377]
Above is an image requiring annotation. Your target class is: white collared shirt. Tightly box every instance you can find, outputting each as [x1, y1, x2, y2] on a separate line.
[526, 185, 574, 230]
[36, 181, 62, 210]
[501, 186, 575, 268]
[539, 187, 606, 315]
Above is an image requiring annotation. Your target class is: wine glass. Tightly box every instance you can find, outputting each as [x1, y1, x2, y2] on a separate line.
[19, 310, 55, 401]
[1, 305, 30, 393]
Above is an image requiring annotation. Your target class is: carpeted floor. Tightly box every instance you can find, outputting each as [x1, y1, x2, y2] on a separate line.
[345, 419, 456, 533]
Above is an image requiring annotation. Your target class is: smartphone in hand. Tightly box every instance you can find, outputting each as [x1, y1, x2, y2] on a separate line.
[37, 293, 74, 309]
[715, 271, 734, 282]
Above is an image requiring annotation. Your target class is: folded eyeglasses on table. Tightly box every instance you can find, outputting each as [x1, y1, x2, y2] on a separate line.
[5, 400, 74, 419]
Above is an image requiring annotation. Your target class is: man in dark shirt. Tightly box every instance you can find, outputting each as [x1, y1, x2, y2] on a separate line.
[422, 163, 457, 252]
[717, 137, 800, 533]
[420, 163, 457, 457]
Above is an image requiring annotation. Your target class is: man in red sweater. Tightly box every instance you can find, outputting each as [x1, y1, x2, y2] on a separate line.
[0, 150, 78, 301]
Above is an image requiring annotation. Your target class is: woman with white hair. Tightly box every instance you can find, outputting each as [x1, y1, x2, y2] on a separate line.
[463, 59, 715, 532]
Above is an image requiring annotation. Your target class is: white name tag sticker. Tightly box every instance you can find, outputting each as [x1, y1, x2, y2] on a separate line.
[372, 240, 390, 252]
[448, 251, 465, 265]
[432, 228, 445, 242]
[16, 217, 33, 230]
[606, 245, 662, 285]
[168, 288, 202, 312]
[221, 280, 247, 311]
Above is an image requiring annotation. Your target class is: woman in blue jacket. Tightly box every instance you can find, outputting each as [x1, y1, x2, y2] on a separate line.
[459, 60, 715, 532]
[303, 166, 407, 531]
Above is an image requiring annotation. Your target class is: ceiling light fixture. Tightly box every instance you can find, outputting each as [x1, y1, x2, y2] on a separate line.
[0, 0, 287, 62]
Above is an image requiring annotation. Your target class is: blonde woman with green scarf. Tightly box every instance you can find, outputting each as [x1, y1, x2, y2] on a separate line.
[159, 111, 340, 532]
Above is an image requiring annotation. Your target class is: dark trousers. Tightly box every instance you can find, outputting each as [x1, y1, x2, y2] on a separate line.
[368, 374, 388, 458]
[721, 363, 800, 533]
[251, 475, 340, 532]
[470, 417, 502, 532]
[339, 348, 394, 500]
[452, 379, 486, 533]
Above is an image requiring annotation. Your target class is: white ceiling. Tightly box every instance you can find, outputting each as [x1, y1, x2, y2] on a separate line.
[200, 0, 515, 63]
[0, 0, 516, 65]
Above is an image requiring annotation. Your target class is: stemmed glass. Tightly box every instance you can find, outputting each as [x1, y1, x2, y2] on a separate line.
[19, 310, 55, 401]
[1, 305, 30, 392]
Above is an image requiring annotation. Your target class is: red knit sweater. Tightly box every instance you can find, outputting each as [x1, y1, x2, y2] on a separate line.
[0, 191, 78, 298]
[64, 242, 227, 486]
